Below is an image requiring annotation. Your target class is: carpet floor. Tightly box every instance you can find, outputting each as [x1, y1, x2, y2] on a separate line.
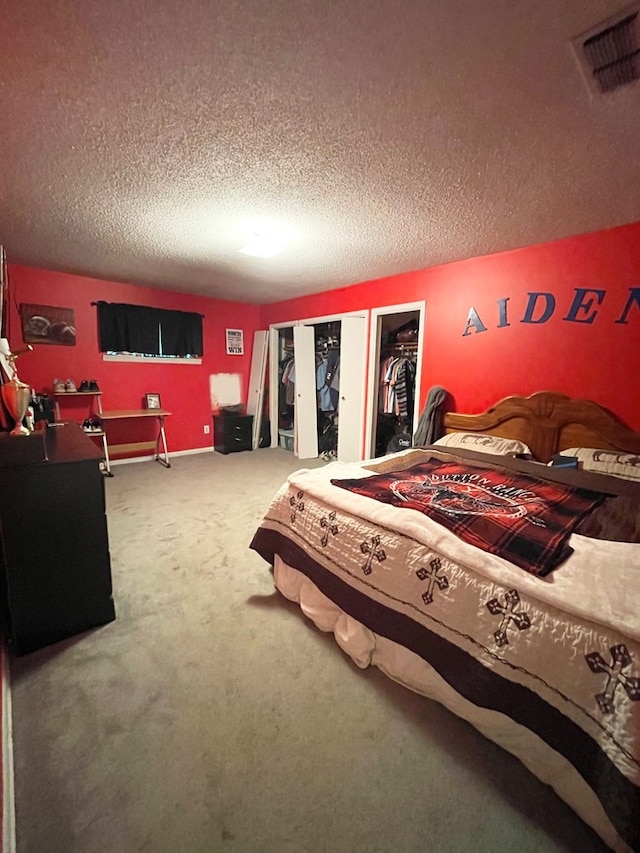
[10, 448, 609, 852]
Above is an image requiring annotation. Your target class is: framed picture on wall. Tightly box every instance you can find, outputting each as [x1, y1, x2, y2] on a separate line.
[225, 328, 244, 355]
[20, 303, 76, 346]
[145, 393, 161, 410]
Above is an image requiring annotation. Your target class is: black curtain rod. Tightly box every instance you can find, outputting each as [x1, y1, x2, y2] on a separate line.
[90, 301, 205, 318]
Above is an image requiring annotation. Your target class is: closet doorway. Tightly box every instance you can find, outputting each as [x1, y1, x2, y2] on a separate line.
[365, 302, 425, 458]
[268, 313, 367, 461]
[268, 324, 296, 453]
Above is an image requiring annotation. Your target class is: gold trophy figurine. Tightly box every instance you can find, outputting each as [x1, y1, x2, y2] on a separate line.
[0, 342, 34, 436]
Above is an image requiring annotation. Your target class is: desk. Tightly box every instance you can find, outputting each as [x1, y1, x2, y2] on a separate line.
[97, 409, 172, 475]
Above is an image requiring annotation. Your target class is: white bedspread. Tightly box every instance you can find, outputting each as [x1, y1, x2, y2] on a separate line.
[287, 454, 640, 642]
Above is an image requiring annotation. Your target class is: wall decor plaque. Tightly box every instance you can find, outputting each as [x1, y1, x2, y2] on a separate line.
[20, 303, 76, 346]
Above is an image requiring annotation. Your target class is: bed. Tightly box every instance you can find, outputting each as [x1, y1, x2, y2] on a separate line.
[250, 392, 640, 852]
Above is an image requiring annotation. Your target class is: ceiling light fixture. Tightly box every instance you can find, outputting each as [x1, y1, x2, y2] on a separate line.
[239, 235, 286, 258]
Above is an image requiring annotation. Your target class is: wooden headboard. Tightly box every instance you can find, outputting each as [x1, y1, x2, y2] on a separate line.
[443, 392, 640, 463]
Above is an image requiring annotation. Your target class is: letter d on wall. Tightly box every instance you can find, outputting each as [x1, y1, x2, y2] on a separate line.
[521, 292, 555, 324]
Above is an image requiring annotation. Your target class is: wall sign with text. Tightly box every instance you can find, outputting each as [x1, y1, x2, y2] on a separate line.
[462, 287, 640, 336]
[225, 328, 244, 355]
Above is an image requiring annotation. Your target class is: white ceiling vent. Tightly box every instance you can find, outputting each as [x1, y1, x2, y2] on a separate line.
[573, 4, 640, 94]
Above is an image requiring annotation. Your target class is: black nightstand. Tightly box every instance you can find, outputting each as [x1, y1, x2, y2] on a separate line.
[213, 414, 253, 454]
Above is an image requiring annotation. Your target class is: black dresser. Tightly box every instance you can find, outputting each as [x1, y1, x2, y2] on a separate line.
[0, 422, 116, 655]
[213, 413, 253, 454]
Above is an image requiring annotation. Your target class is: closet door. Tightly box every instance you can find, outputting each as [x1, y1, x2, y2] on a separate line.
[268, 327, 281, 448]
[246, 330, 268, 449]
[293, 324, 318, 458]
[337, 315, 367, 462]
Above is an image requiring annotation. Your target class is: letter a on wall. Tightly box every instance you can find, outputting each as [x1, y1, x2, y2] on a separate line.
[462, 308, 488, 336]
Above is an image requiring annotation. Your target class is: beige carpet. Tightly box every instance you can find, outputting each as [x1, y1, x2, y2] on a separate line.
[10, 448, 609, 853]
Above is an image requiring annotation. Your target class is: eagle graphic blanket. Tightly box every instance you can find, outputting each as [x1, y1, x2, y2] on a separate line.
[331, 460, 605, 576]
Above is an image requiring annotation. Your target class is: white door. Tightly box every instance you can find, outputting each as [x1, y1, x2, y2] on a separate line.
[337, 315, 367, 462]
[293, 324, 318, 458]
[268, 327, 281, 448]
[246, 330, 268, 449]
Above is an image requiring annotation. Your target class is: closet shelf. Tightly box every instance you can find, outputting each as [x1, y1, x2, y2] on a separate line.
[381, 342, 418, 352]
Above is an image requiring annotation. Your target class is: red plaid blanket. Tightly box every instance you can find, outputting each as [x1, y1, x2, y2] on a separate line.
[331, 460, 605, 576]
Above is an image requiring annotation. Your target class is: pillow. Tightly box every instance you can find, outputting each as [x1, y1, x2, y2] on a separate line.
[432, 432, 531, 457]
[557, 448, 640, 481]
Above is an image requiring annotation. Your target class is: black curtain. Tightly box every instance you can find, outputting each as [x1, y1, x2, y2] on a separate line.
[160, 310, 203, 357]
[97, 302, 203, 357]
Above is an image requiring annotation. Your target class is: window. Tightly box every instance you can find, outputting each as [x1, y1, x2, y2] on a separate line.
[96, 302, 203, 360]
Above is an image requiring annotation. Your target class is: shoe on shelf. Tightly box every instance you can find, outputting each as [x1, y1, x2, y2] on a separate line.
[65, 378, 77, 392]
[78, 379, 90, 392]
[89, 379, 100, 392]
[82, 418, 92, 432]
[90, 418, 103, 432]
[53, 377, 66, 393]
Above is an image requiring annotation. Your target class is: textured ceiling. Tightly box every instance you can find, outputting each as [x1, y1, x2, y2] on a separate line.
[1, 0, 639, 304]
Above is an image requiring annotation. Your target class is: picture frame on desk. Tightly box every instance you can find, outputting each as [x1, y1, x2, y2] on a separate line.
[144, 393, 161, 410]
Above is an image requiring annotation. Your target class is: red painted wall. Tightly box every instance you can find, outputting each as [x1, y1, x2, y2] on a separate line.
[7, 222, 640, 449]
[4, 266, 261, 454]
[260, 221, 640, 430]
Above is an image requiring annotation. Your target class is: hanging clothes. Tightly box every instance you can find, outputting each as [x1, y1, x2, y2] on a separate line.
[316, 349, 340, 412]
[413, 385, 447, 446]
[379, 355, 416, 419]
[328, 358, 340, 410]
[279, 355, 296, 424]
